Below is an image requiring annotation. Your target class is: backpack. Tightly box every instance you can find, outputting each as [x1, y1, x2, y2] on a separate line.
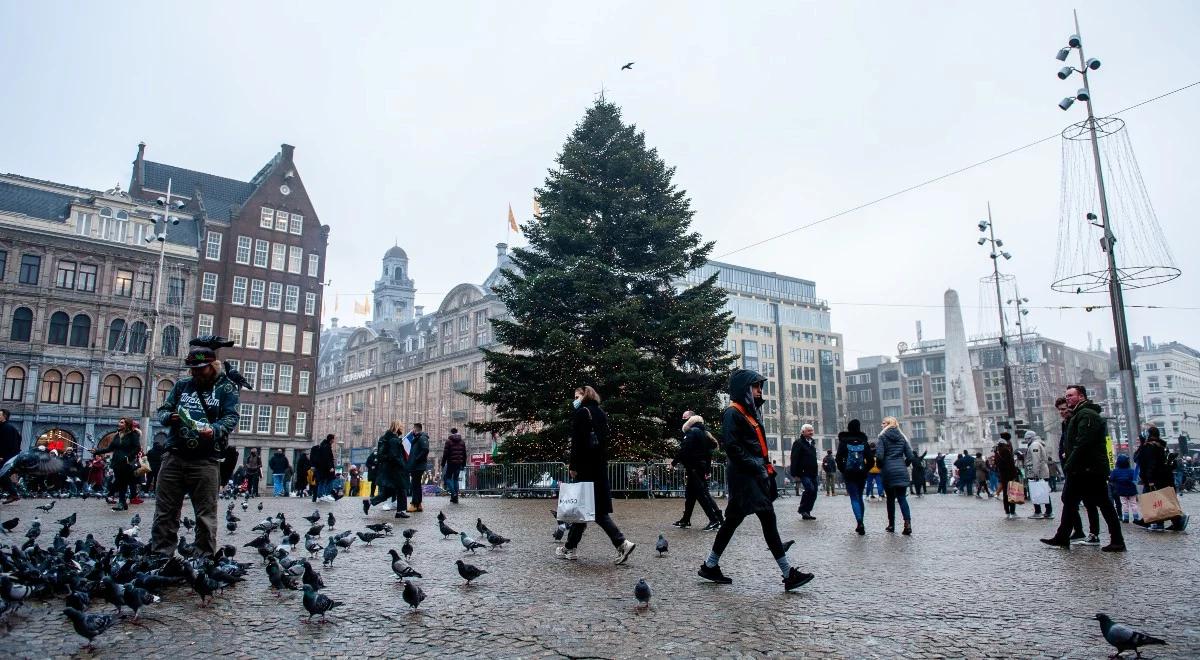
[846, 443, 866, 473]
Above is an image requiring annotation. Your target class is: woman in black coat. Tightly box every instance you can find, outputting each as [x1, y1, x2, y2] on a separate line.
[556, 386, 636, 564]
[994, 437, 1020, 518]
[362, 422, 409, 518]
[698, 369, 813, 591]
[94, 418, 141, 511]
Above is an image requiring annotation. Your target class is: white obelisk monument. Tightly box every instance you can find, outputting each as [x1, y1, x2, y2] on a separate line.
[943, 289, 985, 453]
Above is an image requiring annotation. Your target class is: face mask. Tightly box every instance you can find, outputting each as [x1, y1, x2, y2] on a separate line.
[753, 395, 765, 408]
[572, 399, 581, 409]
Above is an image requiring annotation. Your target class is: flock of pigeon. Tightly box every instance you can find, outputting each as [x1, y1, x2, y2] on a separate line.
[0, 493, 1175, 656]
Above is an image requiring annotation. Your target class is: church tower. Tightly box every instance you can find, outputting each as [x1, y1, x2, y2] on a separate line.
[372, 245, 416, 331]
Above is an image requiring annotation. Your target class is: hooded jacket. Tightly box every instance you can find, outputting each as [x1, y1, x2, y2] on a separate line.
[1108, 454, 1139, 497]
[721, 369, 775, 516]
[876, 426, 916, 488]
[836, 419, 874, 478]
[1135, 436, 1170, 488]
[993, 443, 1019, 482]
[674, 417, 715, 472]
[1023, 432, 1050, 480]
[1063, 400, 1110, 478]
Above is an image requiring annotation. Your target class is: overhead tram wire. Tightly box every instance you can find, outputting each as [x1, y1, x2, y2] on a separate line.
[714, 80, 1200, 259]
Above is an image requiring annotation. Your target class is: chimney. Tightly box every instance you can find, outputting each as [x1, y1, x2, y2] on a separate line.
[281, 144, 295, 163]
[1143, 336, 1152, 350]
[415, 306, 424, 319]
[915, 320, 923, 343]
[331, 317, 339, 329]
[134, 141, 146, 191]
[1087, 331, 1093, 351]
[496, 242, 508, 265]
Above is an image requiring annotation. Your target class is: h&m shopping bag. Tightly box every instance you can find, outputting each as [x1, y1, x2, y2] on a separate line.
[557, 481, 596, 523]
[1138, 487, 1183, 524]
[1028, 479, 1051, 505]
[1006, 480, 1026, 504]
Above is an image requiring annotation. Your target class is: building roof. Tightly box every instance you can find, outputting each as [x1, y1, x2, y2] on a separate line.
[0, 179, 77, 222]
[140, 160, 257, 222]
[384, 245, 408, 259]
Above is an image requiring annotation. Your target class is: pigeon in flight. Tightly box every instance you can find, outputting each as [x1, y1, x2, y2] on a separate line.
[656, 534, 668, 557]
[459, 532, 486, 554]
[402, 580, 426, 610]
[190, 334, 235, 349]
[302, 584, 343, 623]
[64, 607, 115, 651]
[456, 559, 487, 585]
[621, 61, 635, 70]
[1095, 613, 1167, 658]
[634, 579, 651, 610]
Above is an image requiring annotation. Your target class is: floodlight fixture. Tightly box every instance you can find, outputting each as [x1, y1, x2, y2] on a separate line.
[1001, 252, 1012, 260]
[1059, 97, 1075, 111]
[1068, 34, 1081, 48]
[1057, 66, 1073, 80]
[977, 237, 987, 245]
[978, 220, 989, 232]
[995, 239, 1004, 247]
[156, 196, 166, 205]
[1076, 88, 1090, 102]
[1056, 48, 1071, 62]
[1086, 58, 1101, 70]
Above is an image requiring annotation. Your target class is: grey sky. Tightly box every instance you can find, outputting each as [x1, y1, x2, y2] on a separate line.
[2, 1, 1197, 363]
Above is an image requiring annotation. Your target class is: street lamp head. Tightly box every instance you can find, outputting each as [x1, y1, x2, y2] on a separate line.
[1076, 88, 1090, 102]
[977, 220, 989, 232]
[1067, 34, 1081, 48]
[1001, 252, 1012, 260]
[1056, 47, 1071, 62]
[977, 237, 987, 246]
[169, 216, 180, 226]
[155, 196, 166, 206]
[1086, 58, 1101, 71]
[1057, 66, 1073, 80]
[1058, 97, 1075, 111]
[1086, 212, 1098, 221]
[994, 239, 1004, 247]
[143, 235, 155, 243]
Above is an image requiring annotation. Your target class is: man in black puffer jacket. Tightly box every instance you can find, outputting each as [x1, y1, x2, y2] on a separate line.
[790, 424, 819, 520]
[672, 415, 723, 531]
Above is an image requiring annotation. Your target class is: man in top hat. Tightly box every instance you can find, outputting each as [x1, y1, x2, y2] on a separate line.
[150, 342, 240, 558]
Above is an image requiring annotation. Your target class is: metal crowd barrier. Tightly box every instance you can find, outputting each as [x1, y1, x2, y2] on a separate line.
[449, 461, 727, 499]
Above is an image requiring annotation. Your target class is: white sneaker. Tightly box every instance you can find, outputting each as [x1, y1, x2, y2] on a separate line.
[555, 546, 578, 560]
[379, 502, 394, 511]
[319, 495, 335, 503]
[613, 540, 636, 565]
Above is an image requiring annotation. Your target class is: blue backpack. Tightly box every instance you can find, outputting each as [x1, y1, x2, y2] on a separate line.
[846, 443, 866, 473]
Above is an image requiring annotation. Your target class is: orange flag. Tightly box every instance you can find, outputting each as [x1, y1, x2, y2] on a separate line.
[532, 198, 543, 218]
[507, 204, 519, 233]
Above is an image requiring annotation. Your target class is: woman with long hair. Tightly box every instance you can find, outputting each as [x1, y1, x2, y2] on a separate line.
[994, 435, 1021, 519]
[876, 417, 916, 535]
[362, 421, 410, 519]
[94, 417, 142, 511]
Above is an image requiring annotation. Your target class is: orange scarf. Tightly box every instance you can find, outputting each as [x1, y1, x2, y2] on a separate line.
[730, 402, 774, 475]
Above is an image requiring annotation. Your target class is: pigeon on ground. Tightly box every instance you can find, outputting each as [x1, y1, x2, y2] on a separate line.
[25, 520, 41, 541]
[302, 584, 343, 623]
[130, 512, 141, 527]
[401, 538, 414, 560]
[301, 560, 325, 591]
[188, 568, 220, 607]
[36, 500, 55, 512]
[121, 585, 161, 620]
[225, 509, 240, 522]
[621, 61, 635, 70]
[0, 576, 34, 613]
[357, 531, 384, 545]
[266, 557, 301, 594]
[459, 532, 486, 553]
[366, 522, 394, 535]
[241, 501, 248, 512]
[226, 520, 238, 533]
[327, 511, 335, 529]
[439, 519, 457, 539]
[59, 522, 73, 538]
[437, 510, 446, 523]
[323, 537, 338, 567]
[257, 501, 263, 512]
[1095, 613, 1167, 658]
[402, 580, 426, 610]
[456, 559, 487, 584]
[634, 579, 652, 610]
[400, 527, 416, 539]
[65, 590, 91, 611]
[305, 536, 323, 556]
[306, 524, 324, 537]
[334, 534, 356, 550]
[121, 524, 139, 538]
[64, 607, 115, 650]
[182, 515, 194, 529]
[485, 530, 510, 548]
[244, 532, 272, 550]
[1, 517, 18, 533]
[252, 518, 279, 533]
[56, 512, 77, 527]
[476, 518, 493, 537]
[388, 549, 422, 579]
[303, 510, 321, 524]
[656, 534, 668, 557]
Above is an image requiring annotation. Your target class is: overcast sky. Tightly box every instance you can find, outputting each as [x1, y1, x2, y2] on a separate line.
[2, 1, 1197, 365]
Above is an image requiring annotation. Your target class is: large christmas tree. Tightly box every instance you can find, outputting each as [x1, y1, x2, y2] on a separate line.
[470, 99, 734, 462]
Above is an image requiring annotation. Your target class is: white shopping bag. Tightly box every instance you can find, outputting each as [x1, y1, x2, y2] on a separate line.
[557, 481, 596, 523]
[1029, 479, 1051, 505]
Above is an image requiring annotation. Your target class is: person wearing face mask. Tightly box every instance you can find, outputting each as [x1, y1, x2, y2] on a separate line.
[698, 369, 812, 591]
[556, 386, 636, 564]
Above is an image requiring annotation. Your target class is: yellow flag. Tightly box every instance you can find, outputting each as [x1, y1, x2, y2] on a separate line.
[508, 204, 519, 233]
[354, 296, 371, 315]
[532, 198, 543, 218]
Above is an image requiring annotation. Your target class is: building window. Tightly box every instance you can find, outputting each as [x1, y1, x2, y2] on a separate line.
[242, 361, 258, 389]
[263, 322, 280, 351]
[254, 240, 269, 267]
[307, 254, 319, 278]
[260, 363, 276, 392]
[18, 254, 41, 284]
[45, 311, 69, 345]
[267, 282, 282, 310]
[228, 317, 244, 347]
[205, 231, 222, 260]
[295, 411, 307, 437]
[69, 314, 91, 348]
[2, 366, 25, 401]
[289, 214, 303, 235]
[257, 405, 272, 434]
[284, 285, 299, 313]
[910, 421, 927, 439]
[39, 369, 62, 403]
[277, 364, 293, 393]
[199, 273, 218, 302]
[933, 397, 946, 416]
[128, 321, 148, 353]
[985, 392, 1006, 412]
[882, 405, 902, 418]
[73, 263, 96, 292]
[63, 371, 84, 405]
[0, 250, 6, 280]
[260, 207, 274, 229]
[134, 272, 153, 300]
[910, 399, 925, 416]
[304, 292, 317, 315]
[280, 324, 296, 353]
[983, 370, 1004, 389]
[197, 313, 214, 337]
[161, 325, 180, 356]
[271, 244, 286, 271]
[1150, 399, 1163, 415]
[275, 210, 289, 232]
[474, 310, 489, 345]
[101, 374, 121, 407]
[287, 247, 303, 274]
[236, 236, 252, 264]
[156, 379, 174, 405]
[55, 260, 76, 289]
[275, 406, 290, 435]
[907, 378, 923, 396]
[245, 320, 262, 349]
[115, 269, 134, 297]
[232, 276, 247, 305]
[9, 307, 33, 342]
[298, 370, 310, 395]
[301, 331, 314, 355]
[250, 280, 265, 307]
[167, 276, 185, 305]
[238, 404, 254, 433]
[105, 319, 127, 351]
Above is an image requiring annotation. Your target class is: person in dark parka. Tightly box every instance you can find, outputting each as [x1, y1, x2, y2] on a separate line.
[909, 449, 928, 496]
[93, 417, 141, 511]
[672, 415, 723, 530]
[1133, 425, 1188, 531]
[935, 452, 949, 494]
[994, 435, 1020, 518]
[293, 450, 310, 497]
[837, 419, 875, 535]
[362, 421, 409, 518]
[310, 435, 336, 502]
[698, 369, 813, 591]
[876, 417, 916, 534]
[556, 386, 636, 564]
[789, 424, 819, 520]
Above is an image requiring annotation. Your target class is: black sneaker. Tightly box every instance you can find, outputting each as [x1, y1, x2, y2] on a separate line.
[362, 499, 370, 515]
[697, 563, 732, 584]
[1079, 534, 1101, 546]
[394, 511, 410, 519]
[801, 514, 816, 521]
[783, 567, 814, 591]
[1069, 531, 1087, 541]
[781, 539, 795, 554]
[1101, 542, 1127, 552]
[672, 520, 691, 528]
[1040, 537, 1070, 548]
[702, 520, 721, 531]
[855, 522, 865, 535]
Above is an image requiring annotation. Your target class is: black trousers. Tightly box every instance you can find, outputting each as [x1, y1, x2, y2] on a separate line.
[1054, 474, 1123, 544]
[565, 513, 624, 550]
[681, 468, 721, 524]
[937, 475, 948, 494]
[712, 507, 786, 559]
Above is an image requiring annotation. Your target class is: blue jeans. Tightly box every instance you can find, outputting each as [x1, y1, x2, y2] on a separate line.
[885, 486, 912, 525]
[845, 478, 865, 523]
[272, 473, 285, 496]
[865, 474, 883, 497]
[444, 465, 462, 500]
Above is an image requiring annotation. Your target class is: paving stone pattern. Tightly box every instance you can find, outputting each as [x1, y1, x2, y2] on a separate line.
[1, 490, 1196, 658]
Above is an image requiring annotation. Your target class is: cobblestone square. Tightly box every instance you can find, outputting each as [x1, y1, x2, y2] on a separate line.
[1, 490, 1196, 659]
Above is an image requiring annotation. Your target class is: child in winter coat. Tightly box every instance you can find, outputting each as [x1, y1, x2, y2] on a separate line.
[1109, 454, 1140, 523]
